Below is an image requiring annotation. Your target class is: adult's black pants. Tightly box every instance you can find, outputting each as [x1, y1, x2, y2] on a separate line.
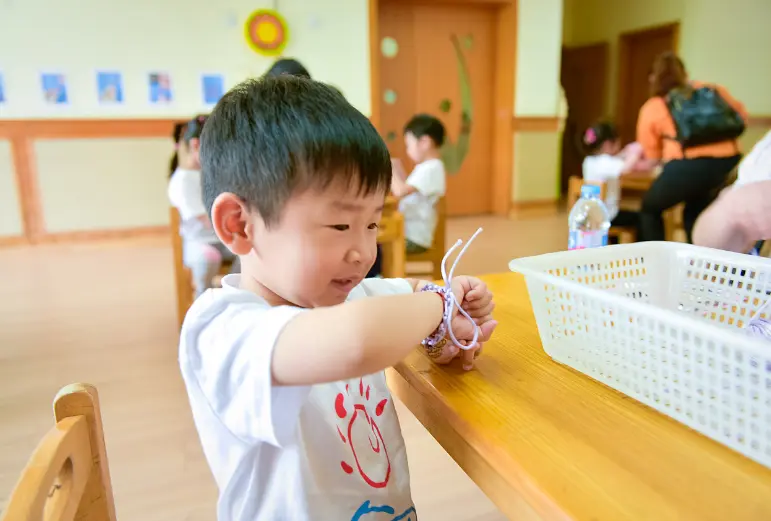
[639, 155, 741, 242]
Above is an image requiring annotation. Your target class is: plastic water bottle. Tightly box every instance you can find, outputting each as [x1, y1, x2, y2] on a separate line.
[568, 185, 610, 250]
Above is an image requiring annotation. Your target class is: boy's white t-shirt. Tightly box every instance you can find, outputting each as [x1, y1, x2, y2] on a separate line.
[398, 158, 446, 248]
[582, 154, 625, 220]
[179, 275, 416, 521]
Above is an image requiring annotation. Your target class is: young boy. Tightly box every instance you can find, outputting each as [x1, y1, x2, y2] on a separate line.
[390, 114, 447, 253]
[179, 77, 498, 520]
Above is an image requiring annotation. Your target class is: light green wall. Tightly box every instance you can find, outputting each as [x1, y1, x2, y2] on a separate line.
[513, 131, 562, 202]
[562, 0, 684, 117]
[0, 140, 23, 237]
[515, 0, 563, 117]
[0, 0, 371, 118]
[563, 0, 771, 117]
[679, 0, 771, 115]
[513, 0, 564, 204]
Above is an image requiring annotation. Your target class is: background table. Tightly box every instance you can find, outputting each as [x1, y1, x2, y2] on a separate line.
[388, 272, 771, 520]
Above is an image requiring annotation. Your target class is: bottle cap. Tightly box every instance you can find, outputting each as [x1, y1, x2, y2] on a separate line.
[581, 184, 601, 198]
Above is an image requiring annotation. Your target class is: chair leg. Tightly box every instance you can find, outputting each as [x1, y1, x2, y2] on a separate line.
[431, 263, 442, 282]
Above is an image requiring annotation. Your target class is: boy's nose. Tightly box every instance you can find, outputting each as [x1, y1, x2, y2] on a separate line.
[345, 248, 362, 264]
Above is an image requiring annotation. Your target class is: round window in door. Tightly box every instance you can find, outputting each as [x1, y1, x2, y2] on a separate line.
[381, 37, 399, 58]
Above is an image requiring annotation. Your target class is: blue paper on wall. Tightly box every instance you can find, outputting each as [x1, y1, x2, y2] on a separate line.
[202, 74, 225, 105]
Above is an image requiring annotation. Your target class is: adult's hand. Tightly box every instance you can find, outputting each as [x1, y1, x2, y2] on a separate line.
[693, 180, 771, 253]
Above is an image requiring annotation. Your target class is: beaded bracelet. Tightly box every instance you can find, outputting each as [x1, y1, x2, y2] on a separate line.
[420, 284, 452, 348]
[420, 227, 483, 353]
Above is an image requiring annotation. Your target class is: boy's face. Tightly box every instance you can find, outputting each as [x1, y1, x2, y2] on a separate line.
[219, 179, 385, 308]
[404, 132, 432, 163]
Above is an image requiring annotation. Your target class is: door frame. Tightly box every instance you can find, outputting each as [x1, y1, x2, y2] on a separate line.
[615, 22, 680, 138]
[559, 41, 609, 195]
[368, 0, 517, 216]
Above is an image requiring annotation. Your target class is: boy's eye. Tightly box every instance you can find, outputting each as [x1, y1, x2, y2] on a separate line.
[368, 223, 379, 230]
[330, 224, 349, 231]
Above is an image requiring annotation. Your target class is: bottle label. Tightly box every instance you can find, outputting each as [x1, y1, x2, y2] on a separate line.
[568, 230, 608, 250]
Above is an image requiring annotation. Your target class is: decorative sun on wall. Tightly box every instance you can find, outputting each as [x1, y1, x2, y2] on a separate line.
[244, 9, 289, 57]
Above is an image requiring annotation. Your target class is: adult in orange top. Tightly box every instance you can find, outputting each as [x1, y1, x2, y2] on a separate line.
[636, 52, 747, 242]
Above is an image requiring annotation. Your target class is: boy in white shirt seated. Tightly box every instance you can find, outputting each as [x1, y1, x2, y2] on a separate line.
[390, 114, 447, 254]
[180, 76, 498, 520]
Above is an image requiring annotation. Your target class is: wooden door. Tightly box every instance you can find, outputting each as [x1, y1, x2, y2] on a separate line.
[378, 1, 496, 216]
[617, 24, 678, 144]
[560, 43, 609, 195]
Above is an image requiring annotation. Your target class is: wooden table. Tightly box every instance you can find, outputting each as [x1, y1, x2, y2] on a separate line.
[387, 273, 771, 520]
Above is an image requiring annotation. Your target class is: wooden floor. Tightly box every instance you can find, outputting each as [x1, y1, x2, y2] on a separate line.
[0, 213, 566, 520]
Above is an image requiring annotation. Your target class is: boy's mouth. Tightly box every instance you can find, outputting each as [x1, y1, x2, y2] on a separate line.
[331, 277, 359, 292]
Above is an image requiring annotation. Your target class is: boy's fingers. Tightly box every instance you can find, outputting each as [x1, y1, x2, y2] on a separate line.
[477, 320, 498, 343]
[465, 282, 487, 300]
[463, 293, 492, 309]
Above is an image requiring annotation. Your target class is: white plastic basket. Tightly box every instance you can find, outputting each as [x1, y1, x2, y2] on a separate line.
[509, 242, 771, 469]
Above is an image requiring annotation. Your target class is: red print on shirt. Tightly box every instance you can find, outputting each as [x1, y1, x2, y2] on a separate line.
[335, 379, 390, 488]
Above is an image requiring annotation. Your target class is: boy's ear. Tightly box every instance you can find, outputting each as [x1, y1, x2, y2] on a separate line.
[211, 193, 253, 256]
[418, 135, 434, 149]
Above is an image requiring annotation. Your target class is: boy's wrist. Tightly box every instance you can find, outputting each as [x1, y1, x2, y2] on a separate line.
[419, 283, 452, 348]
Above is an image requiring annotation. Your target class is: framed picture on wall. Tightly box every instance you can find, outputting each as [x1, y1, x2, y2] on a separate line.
[148, 72, 173, 104]
[202, 74, 224, 105]
[41, 73, 68, 104]
[97, 71, 124, 104]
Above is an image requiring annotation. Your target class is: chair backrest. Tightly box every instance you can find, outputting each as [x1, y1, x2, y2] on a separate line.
[376, 206, 406, 278]
[433, 197, 447, 256]
[567, 176, 608, 209]
[2, 384, 117, 521]
[170, 208, 194, 327]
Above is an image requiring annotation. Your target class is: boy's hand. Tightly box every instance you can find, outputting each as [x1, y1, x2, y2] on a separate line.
[447, 276, 498, 370]
[391, 158, 407, 181]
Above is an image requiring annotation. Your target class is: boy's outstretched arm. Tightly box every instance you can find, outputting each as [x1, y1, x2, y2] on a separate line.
[272, 291, 446, 385]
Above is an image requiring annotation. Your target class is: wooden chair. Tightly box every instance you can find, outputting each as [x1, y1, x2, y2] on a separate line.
[406, 197, 446, 281]
[378, 197, 406, 278]
[170, 208, 195, 328]
[663, 204, 686, 243]
[170, 208, 233, 328]
[567, 176, 636, 243]
[2, 384, 117, 521]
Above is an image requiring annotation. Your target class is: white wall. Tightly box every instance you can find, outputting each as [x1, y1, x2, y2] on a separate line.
[0, 0, 371, 119]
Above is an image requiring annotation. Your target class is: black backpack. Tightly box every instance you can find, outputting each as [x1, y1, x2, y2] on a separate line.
[665, 85, 745, 152]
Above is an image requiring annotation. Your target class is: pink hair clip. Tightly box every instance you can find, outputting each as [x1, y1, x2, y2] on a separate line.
[584, 128, 597, 145]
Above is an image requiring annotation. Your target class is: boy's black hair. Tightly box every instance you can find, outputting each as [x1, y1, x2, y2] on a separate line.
[403, 114, 446, 147]
[265, 58, 311, 79]
[200, 76, 391, 227]
[581, 121, 619, 155]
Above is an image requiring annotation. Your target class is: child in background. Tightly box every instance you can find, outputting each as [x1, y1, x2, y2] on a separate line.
[180, 76, 497, 519]
[168, 115, 238, 296]
[390, 114, 447, 253]
[582, 121, 645, 230]
[169, 121, 186, 174]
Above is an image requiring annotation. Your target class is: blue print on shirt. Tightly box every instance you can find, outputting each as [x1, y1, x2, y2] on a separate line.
[350, 500, 417, 521]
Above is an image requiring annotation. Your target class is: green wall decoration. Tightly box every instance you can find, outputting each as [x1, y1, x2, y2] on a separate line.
[439, 99, 452, 113]
[441, 34, 473, 175]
